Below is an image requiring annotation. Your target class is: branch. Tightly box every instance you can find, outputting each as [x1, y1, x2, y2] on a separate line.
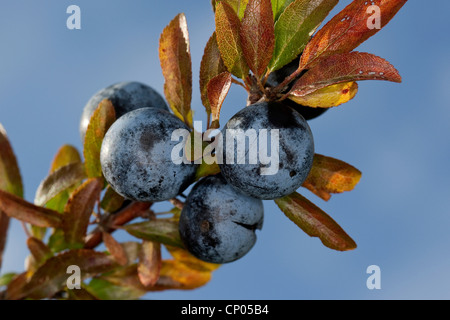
[84, 201, 152, 249]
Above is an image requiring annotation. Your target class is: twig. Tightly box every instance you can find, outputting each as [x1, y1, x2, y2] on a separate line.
[84, 201, 152, 249]
[170, 198, 185, 210]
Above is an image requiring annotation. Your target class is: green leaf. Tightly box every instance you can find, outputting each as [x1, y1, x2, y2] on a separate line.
[268, 0, 338, 72]
[50, 144, 81, 173]
[0, 190, 62, 228]
[83, 99, 116, 179]
[195, 162, 221, 181]
[275, 192, 357, 251]
[63, 178, 103, 246]
[240, 0, 275, 77]
[34, 162, 86, 207]
[159, 13, 193, 128]
[48, 229, 76, 253]
[100, 186, 125, 213]
[300, 0, 408, 68]
[271, 0, 295, 21]
[0, 272, 17, 287]
[200, 32, 227, 119]
[215, 1, 250, 79]
[16, 249, 116, 300]
[86, 278, 146, 300]
[66, 286, 99, 300]
[122, 219, 184, 248]
[45, 190, 71, 214]
[290, 52, 402, 97]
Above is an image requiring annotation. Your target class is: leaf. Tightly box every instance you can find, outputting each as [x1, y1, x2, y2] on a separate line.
[63, 178, 103, 246]
[87, 278, 145, 300]
[103, 232, 128, 266]
[303, 154, 362, 201]
[159, 13, 193, 128]
[195, 162, 221, 181]
[269, 0, 338, 72]
[215, 0, 249, 19]
[5, 272, 28, 300]
[275, 192, 357, 251]
[150, 260, 213, 291]
[300, 0, 408, 68]
[16, 249, 116, 300]
[100, 186, 125, 213]
[291, 52, 401, 97]
[83, 99, 116, 179]
[66, 286, 99, 300]
[207, 72, 232, 126]
[0, 210, 9, 271]
[138, 241, 161, 287]
[215, 1, 250, 79]
[48, 229, 72, 253]
[34, 162, 87, 207]
[26, 237, 53, 267]
[271, 0, 295, 21]
[0, 124, 23, 270]
[240, 0, 275, 77]
[45, 191, 71, 214]
[200, 32, 227, 118]
[165, 245, 220, 272]
[121, 219, 184, 248]
[0, 190, 62, 228]
[120, 242, 142, 265]
[0, 272, 17, 287]
[289, 81, 358, 108]
[50, 144, 81, 173]
[0, 123, 23, 197]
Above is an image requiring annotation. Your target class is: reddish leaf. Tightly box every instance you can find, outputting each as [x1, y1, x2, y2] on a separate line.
[0, 211, 9, 270]
[207, 72, 232, 126]
[26, 237, 53, 267]
[50, 144, 81, 173]
[34, 162, 87, 207]
[18, 249, 116, 300]
[240, 0, 275, 77]
[0, 190, 62, 228]
[83, 99, 116, 178]
[159, 13, 193, 128]
[67, 287, 99, 300]
[303, 154, 362, 201]
[215, 1, 250, 79]
[291, 52, 401, 97]
[63, 178, 103, 246]
[300, 0, 408, 68]
[103, 232, 128, 266]
[5, 272, 28, 300]
[200, 32, 227, 117]
[275, 192, 357, 251]
[138, 241, 162, 287]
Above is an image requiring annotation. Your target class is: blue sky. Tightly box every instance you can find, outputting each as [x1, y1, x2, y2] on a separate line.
[1, 0, 450, 299]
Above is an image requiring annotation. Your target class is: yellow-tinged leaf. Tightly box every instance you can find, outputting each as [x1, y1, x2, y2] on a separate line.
[154, 260, 212, 290]
[303, 154, 362, 201]
[166, 245, 220, 272]
[50, 145, 81, 173]
[83, 99, 116, 179]
[275, 192, 357, 251]
[207, 72, 232, 125]
[289, 82, 358, 108]
[159, 13, 193, 128]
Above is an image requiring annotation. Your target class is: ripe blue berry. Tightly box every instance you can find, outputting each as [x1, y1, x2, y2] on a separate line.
[179, 175, 264, 264]
[100, 107, 196, 202]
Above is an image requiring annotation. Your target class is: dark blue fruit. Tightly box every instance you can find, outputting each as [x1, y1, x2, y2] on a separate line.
[219, 102, 314, 200]
[80, 81, 168, 141]
[267, 57, 328, 120]
[179, 175, 264, 264]
[100, 108, 197, 202]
